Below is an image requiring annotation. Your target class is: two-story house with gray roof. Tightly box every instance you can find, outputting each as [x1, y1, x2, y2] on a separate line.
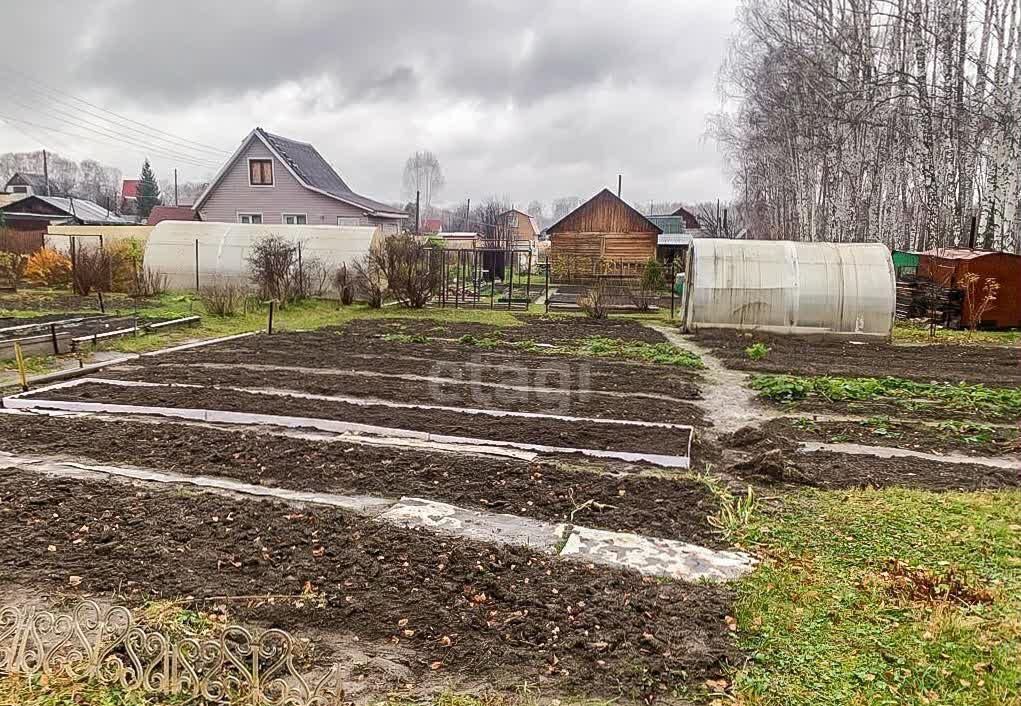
[192, 128, 406, 233]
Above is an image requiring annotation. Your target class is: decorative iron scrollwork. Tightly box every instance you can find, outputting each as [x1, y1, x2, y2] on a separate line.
[0, 601, 345, 705]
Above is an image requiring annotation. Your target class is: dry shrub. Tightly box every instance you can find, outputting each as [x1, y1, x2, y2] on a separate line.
[201, 278, 246, 317]
[960, 272, 1000, 331]
[333, 263, 355, 305]
[370, 233, 438, 308]
[298, 257, 331, 297]
[107, 238, 145, 292]
[71, 247, 113, 295]
[577, 279, 610, 319]
[132, 268, 169, 297]
[627, 258, 665, 311]
[0, 251, 30, 290]
[877, 558, 994, 606]
[247, 235, 300, 305]
[25, 247, 72, 287]
[352, 255, 385, 308]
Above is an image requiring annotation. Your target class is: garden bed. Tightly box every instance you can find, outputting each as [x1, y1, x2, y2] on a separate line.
[0, 414, 721, 545]
[340, 315, 670, 345]
[100, 362, 705, 424]
[22, 381, 694, 457]
[696, 329, 1021, 387]
[0, 468, 737, 701]
[761, 417, 1020, 457]
[717, 427, 1021, 492]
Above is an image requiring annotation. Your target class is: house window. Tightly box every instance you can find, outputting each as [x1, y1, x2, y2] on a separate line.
[337, 216, 363, 226]
[11, 185, 28, 194]
[238, 213, 262, 224]
[249, 159, 273, 186]
[381, 223, 399, 235]
[283, 214, 307, 225]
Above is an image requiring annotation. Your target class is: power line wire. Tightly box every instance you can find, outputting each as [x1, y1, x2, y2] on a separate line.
[0, 112, 221, 170]
[0, 96, 222, 169]
[6, 70, 230, 156]
[0, 88, 225, 164]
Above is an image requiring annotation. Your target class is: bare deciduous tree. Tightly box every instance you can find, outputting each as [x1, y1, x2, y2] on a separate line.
[401, 151, 445, 216]
[711, 0, 1021, 253]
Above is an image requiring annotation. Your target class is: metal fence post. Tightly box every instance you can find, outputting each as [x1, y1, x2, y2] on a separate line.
[670, 260, 676, 320]
[195, 239, 200, 292]
[507, 248, 515, 310]
[267, 300, 276, 334]
[545, 257, 550, 313]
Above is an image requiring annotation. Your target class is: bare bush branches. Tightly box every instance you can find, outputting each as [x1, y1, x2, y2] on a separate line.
[247, 236, 299, 305]
[71, 247, 113, 295]
[201, 278, 246, 317]
[369, 233, 438, 308]
[333, 264, 355, 306]
[352, 256, 385, 308]
[578, 280, 610, 319]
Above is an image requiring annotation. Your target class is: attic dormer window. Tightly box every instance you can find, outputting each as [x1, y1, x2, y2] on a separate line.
[249, 159, 273, 186]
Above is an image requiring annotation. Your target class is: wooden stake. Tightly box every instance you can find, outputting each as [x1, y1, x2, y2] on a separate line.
[14, 342, 28, 392]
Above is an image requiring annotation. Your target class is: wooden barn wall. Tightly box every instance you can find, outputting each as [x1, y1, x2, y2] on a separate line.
[549, 191, 656, 234]
[549, 232, 657, 283]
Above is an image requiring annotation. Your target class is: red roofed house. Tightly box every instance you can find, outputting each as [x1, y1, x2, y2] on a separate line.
[121, 179, 140, 215]
[422, 218, 443, 233]
[146, 206, 200, 225]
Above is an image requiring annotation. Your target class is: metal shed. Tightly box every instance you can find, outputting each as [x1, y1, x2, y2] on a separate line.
[919, 248, 1021, 329]
[143, 221, 381, 291]
[681, 239, 896, 337]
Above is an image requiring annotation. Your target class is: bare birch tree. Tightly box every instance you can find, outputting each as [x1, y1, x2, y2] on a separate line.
[711, 0, 1021, 253]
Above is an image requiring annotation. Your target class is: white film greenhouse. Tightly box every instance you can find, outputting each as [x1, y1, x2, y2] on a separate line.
[680, 239, 896, 337]
[143, 221, 382, 290]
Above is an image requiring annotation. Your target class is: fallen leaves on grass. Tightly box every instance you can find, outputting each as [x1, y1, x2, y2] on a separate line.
[876, 558, 994, 606]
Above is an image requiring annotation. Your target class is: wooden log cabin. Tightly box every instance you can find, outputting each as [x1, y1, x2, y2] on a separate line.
[547, 188, 662, 282]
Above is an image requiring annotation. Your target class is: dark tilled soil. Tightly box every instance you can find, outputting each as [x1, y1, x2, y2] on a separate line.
[0, 415, 723, 545]
[0, 313, 103, 329]
[717, 427, 1021, 491]
[101, 363, 704, 424]
[761, 417, 1020, 457]
[30, 382, 694, 457]
[696, 329, 1021, 387]
[0, 470, 737, 700]
[340, 315, 669, 345]
[0, 292, 156, 313]
[0, 315, 168, 343]
[156, 332, 703, 398]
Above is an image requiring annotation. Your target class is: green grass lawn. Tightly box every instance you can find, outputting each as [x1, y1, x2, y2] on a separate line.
[894, 323, 1021, 346]
[732, 488, 1021, 705]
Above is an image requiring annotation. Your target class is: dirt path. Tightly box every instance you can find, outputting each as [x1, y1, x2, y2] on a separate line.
[650, 325, 779, 436]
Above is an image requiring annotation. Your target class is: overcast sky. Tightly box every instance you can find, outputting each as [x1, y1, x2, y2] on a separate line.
[0, 0, 737, 210]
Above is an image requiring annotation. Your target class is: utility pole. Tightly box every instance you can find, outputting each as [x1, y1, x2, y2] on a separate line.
[42, 149, 50, 196]
[465, 198, 470, 230]
[617, 174, 622, 198]
[415, 190, 421, 235]
[174, 168, 179, 206]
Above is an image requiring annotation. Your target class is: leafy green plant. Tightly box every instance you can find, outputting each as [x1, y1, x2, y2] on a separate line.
[750, 374, 1021, 418]
[744, 342, 770, 360]
[571, 336, 704, 368]
[699, 472, 758, 540]
[457, 333, 501, 348]
[382, 333, 430, 344]
[935, 420, 995, 445]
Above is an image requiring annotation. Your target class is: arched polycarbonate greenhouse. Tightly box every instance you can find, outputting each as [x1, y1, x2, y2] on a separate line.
[680, 239, 896, 337]
[143, 221, 381, 290]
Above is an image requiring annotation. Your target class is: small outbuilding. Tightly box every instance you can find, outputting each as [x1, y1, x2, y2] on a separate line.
[547, 188, 661, 280]
[144, 221, 381, 291]
[681, 239, 896, 337]
[918, 248, 1021, 329]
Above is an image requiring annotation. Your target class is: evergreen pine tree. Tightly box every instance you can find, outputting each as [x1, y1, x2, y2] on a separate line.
[136, 159, 161, 219]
